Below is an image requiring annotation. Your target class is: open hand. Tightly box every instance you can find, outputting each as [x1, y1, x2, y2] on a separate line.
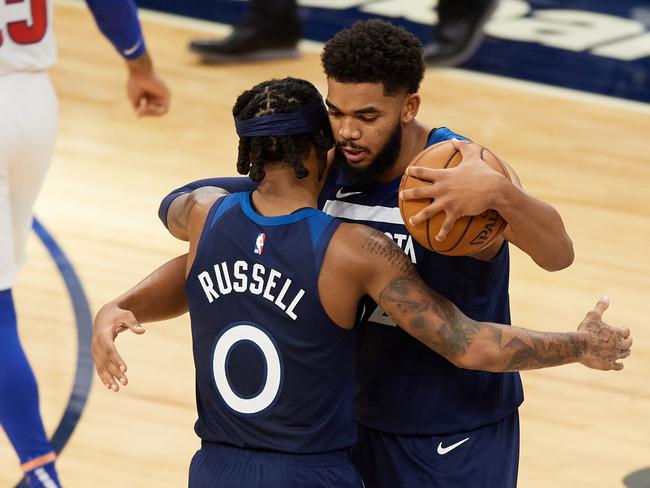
[578, 297, 632, 370]
[92, 302, 146, 391]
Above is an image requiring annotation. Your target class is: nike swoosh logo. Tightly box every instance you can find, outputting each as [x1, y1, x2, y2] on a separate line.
[437, 437, 470, 455]
[336, 188, 363, 199]
[123, 39, 143, 57]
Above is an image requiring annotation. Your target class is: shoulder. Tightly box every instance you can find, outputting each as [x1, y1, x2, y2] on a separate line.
[333, 222, 387, 247]
[192, 186, 230, 210]
[331, 223, 410, 269]
[186, 188, 230, 238]
[428, 127, 470, 145]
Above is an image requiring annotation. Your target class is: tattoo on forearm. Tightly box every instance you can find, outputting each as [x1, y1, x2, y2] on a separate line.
[361, 229, 417, 277]
[363, 228, 481, 358]
[498, 331, 585, 371]
[379, 276, 481, 358]
[362, 228, 587, 371]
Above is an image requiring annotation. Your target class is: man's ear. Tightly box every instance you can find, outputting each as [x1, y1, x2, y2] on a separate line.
[402, 93, 421, 124]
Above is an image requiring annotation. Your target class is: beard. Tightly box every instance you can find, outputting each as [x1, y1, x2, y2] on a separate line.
[332, 123, 402, 191]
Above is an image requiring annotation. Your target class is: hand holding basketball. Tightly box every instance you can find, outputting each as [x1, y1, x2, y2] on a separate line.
[399, 139, 511, 256]
[401, 139, 510, 239]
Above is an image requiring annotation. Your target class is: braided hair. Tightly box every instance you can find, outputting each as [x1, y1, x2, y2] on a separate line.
[233, 77, 333, 182]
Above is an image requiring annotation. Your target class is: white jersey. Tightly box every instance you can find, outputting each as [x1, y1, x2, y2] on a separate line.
[0, 0, 55, 75]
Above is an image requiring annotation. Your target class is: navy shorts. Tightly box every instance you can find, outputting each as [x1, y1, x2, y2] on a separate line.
[351, 411, 519, 488]
[188, 441, 365, 488]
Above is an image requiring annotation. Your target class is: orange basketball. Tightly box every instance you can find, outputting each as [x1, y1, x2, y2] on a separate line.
[398, 140, 510, 256]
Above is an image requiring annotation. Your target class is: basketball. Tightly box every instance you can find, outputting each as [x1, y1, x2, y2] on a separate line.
[399, 141, 510, 256]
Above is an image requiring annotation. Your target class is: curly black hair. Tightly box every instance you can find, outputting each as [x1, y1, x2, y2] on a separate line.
[233, 77, 333, 183]
[321, 19, 424, 95]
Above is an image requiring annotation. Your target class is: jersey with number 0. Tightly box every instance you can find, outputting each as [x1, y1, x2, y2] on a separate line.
[0, 0, 55, 75]
[185, 191, 357, 454]
[318, 127, 524, 436]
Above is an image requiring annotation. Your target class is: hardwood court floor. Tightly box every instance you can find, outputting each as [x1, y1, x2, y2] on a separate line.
[1, 2, 648, 487]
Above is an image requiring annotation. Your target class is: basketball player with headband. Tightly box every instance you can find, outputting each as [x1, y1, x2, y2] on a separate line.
[152, 21, 575, 486]
[92, 77, 631, 488]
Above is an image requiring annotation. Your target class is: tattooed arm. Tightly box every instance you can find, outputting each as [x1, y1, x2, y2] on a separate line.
[332, 224, 632, 372]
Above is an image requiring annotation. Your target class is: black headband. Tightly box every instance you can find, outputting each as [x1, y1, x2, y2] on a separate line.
[234, 94, 328, 137]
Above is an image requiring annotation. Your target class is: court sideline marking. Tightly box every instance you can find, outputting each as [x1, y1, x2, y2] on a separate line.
[14, 219, 94, 488]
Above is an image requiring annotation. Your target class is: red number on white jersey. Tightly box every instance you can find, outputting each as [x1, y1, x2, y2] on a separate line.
[0, 0, 48, 46]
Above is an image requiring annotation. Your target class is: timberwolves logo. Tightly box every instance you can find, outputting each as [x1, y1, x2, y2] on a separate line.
[254, 233, 266, 255]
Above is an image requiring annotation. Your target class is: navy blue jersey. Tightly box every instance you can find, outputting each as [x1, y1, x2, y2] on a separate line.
[318, 127, 524, 436]
[185, 192, 357, 453]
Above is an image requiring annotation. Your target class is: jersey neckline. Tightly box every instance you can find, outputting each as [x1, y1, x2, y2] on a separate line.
[241, 192, 318, 226]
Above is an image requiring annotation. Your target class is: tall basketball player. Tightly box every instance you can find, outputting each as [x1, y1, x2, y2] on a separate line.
[0, 1, 169, 486]
[92, 78, 631, 487]
[156, 21, 576, 485]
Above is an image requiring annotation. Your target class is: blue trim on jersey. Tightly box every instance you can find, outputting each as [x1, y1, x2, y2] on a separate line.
[15, 220, 93, 488]
[240, 192, 317, 226]
[195, 195, 229, 252]
[311, 218, 341, 279]
[307, 212, 336, 251]
[427, 127, 470, 145]
[206, 193, 239, 229]
[158, 177, 256, 229]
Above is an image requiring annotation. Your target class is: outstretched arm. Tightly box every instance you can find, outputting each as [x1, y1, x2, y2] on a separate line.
[93, 190, 227, 391]
[339, 225, 631, 372]
[401, 139, 574, 271]
[92, 254, 189, 391]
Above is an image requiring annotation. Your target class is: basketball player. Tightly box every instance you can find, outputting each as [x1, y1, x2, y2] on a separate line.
[154, 20, 578, 486]
[92, 77, 630, 487]
[0, 1, 169, 486]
